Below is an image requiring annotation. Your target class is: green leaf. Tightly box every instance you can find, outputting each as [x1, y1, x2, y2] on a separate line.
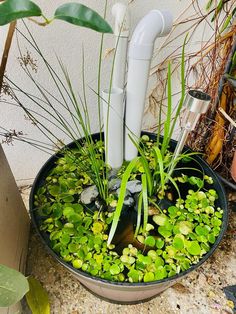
[128, 134, 153, 195]
[208, 233, 216, 244]
[187, 241, 201, 255]
[48, 185, 60, 197]
[155, 266, 167, 280]
[188, 176, 203, 188]
[161, 61, 172, 156]
[154, 256, 164, 267]
[142, 174, 148, 234]
[153, 214, 168, 226]
[107, 158, 139, 245]
[110, 264, 120, 275]
[140, 156, 153, 196]
[153, 146, 165, 193]
[134, 193, 143, 237]
[168, 206, 178, 218]
[54, 3, 113, 34]
[173, 235, 185, 250]
[158, 226, 172, 238]
[0, 0, 42, 26]
[167, 34, 187, 143]
[26, 277, 50, 314]
[0, 264, 29, 307]
[211, 0, 223, 22]
[220, 14, 232, 33]
[178, 221, 193, 235]
[128, 269, 140, 283]
[156, 238, 164, 249]
[144, 236, 156, 247]
[144, 272, 155, 282]
[206, 0, 213, 10]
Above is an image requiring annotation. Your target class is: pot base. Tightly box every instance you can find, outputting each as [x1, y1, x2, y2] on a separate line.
[72, 272, 176, 304]
[80, 282, 158, 305]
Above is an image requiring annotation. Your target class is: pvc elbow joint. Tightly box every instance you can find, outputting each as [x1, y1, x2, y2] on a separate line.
[112, 3, 130, 37]
[129, 10, 173, 60]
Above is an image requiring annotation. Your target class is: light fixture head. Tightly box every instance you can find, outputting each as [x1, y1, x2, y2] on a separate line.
[182, 89, 211, 130]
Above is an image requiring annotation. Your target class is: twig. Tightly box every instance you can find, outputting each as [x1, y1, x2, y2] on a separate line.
[219, 107, 236, 128]
[0, 21, 16, 92]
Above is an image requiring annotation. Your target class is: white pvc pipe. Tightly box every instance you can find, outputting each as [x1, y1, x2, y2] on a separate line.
[102, 87, 124, 169]
[125, 58, 150, 161]
[125, 10, 173, 161]
[113, 37, 129, 89]
[112, 3, 130, 89]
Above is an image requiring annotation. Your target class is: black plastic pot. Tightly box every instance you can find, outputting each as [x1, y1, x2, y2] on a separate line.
[29, 132, 229, 304]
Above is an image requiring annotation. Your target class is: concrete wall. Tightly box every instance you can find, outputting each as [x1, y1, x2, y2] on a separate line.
[0, 0, 211, 184]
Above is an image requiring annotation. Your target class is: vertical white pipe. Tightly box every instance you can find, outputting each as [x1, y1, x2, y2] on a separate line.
[102, 87, 124, 169]
[124, 59, 150, 161]
[113, 37, 129, 89]
[112, 3, 130, 89]
[125, 10, 173, 161]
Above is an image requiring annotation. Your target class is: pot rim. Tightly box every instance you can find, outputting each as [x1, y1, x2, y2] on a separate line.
[29, 131, 229, 288]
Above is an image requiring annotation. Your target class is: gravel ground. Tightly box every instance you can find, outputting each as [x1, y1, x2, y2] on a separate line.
[20, 187, 236, 314]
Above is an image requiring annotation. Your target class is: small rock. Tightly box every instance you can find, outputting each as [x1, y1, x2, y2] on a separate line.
[108, 169, 119, 180]
[80, 185, 99, 204]
[109, 178, 121, 191]
[126, 180, 142, 194]
[124, 196, 135, 207]
[116, 188, 131, 198]
[95, 199, 103, 210]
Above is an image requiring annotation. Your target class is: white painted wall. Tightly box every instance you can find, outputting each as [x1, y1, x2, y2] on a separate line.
[0, 0, 212, 184]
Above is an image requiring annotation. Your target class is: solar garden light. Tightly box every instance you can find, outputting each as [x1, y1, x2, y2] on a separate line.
[168, 90, 211, 177]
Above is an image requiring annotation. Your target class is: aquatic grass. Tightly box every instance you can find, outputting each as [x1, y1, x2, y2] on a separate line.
[167, 34, 187, 144]
[134, 193, 143, 238]
[141, 173, 148, 235]
[4, 18, 122, 203]
[161, 61, 172, 157]
[107, 157, 139, 245]
[152, 146, 165, 195]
